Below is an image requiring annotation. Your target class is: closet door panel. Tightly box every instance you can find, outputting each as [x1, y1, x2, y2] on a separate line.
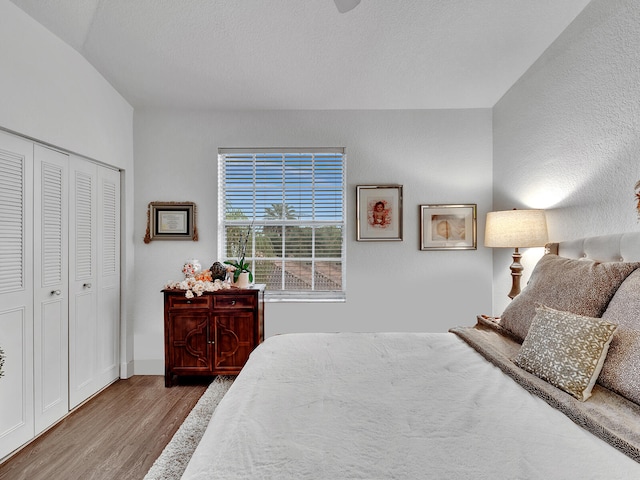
[0, 132, 34, 459]
[0, 309, 33, 459]
[33, 145, 69, 434]
[68, 158, 98, 408]
[96, 166, 120, 387]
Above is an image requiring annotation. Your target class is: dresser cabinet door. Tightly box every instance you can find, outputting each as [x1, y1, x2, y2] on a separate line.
[211, 290, 262, 374]
[165, 295, 213, 386]
[213, 310, 256, 373]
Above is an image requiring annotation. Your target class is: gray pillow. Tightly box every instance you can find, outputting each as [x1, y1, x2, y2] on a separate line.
[500, 255, 639, 342]
[599, 269, 640, 405]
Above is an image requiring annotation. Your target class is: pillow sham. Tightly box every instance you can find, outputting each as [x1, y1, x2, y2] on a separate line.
[513, 306, 617, 402]
[500, 254, 638, 342]
[597, 326, 640, 405]
[598, 269, 640, 405]
[601, 268, 640, 330]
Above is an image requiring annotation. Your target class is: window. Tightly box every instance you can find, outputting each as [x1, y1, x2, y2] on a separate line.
[218, 148, 346, 301]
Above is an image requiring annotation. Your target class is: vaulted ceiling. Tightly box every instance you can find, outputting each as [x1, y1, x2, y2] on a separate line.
[10, 0, 592, 110]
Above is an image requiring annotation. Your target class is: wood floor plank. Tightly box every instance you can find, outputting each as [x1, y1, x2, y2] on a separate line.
[0, 375, 209, 480]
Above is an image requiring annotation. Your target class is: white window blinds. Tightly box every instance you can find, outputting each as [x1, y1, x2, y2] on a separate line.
[218, 148, 346, 301]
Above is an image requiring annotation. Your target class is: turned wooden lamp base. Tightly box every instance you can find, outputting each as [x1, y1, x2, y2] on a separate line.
[508, 247, 523, 299]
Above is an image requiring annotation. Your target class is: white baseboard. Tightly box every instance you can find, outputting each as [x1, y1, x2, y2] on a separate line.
[119, 360, 135, 379]
[133, 359, 164, 375]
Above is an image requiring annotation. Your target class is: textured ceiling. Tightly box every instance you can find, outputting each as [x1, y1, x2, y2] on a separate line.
[10, 0, 592, 110]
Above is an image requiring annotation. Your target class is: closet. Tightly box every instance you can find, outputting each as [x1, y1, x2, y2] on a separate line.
[0, 130, 121, 460]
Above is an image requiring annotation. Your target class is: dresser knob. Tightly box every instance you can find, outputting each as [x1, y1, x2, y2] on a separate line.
[231, 300, 236, 305]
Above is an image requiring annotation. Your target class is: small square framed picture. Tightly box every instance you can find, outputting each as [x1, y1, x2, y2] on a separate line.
[356, 185, 403, 241]
[420, 204, 477, 250]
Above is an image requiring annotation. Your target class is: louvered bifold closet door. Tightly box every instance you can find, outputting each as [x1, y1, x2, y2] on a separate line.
[68, 159, 120, 409]
[68, 157, 98, 409]
[33, 145, 69, 434]
[96, 166, 120, 389]
[0, 131, 34, 459]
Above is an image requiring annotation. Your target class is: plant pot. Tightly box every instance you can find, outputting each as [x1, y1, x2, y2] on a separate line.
[232, 271, 251, 289]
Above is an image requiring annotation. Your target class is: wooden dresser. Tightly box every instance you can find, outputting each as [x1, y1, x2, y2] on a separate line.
[163, 285, 265, 387]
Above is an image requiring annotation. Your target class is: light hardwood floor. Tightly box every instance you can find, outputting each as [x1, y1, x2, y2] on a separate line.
[0, 375, 209, 480]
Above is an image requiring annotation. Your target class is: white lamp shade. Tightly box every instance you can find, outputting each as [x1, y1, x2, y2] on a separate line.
[485, 209, 548, 248]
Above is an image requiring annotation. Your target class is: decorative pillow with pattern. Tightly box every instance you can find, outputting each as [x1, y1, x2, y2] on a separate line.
[500, 255, 639, 342]
[514, 306, 617, 401]
[599, 269, 640, 405]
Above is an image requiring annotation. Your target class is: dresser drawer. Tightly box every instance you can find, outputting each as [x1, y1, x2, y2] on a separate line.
[213, 294, 255, 309]
[168, 295, 212, 309]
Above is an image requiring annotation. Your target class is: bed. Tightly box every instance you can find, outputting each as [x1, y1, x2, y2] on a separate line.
[181, 232, 640, 479]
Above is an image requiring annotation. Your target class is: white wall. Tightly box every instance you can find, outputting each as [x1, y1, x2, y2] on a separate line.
[492, 0, 640, 315]
[10, 0, 638, 376]
[133, 109, 493, 373]
[0, 0, 136, 376]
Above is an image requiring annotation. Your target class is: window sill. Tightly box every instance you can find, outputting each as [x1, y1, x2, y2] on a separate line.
[265, 292, 346, 303]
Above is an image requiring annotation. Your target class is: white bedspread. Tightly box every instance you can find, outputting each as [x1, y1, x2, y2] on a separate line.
[181, 332, 640, 479]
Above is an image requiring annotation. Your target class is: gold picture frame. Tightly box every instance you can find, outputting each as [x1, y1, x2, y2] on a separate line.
[144, 201, 198, 243]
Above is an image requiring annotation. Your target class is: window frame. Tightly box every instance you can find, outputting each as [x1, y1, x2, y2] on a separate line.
[218, 148, 347, 302]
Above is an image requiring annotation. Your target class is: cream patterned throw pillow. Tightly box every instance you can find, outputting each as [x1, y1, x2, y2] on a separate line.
[514, 306, 617, 401]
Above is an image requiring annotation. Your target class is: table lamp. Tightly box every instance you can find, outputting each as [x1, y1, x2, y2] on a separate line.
[485, 209, 548, 299]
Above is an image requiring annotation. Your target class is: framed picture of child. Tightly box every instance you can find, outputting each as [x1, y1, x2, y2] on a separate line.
[356, 185, 403, 241]
[419, 204, 477, 250]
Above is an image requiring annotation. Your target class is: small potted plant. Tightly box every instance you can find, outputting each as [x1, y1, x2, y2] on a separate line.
[225, 224, 253, 287]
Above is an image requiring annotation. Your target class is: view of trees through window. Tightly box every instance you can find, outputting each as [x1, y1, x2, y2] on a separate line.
[219, 150, 345, 298]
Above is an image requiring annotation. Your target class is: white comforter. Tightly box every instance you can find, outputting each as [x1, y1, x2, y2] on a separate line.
[181, 332, 640, 479]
